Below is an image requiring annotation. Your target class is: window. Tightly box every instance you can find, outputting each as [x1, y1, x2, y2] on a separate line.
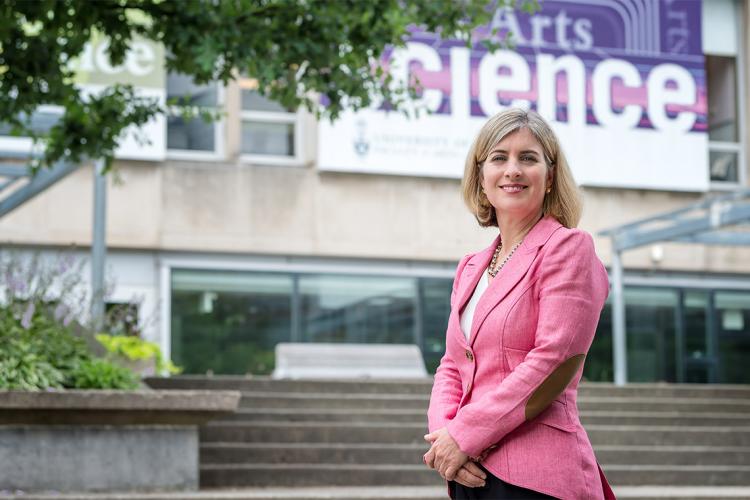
[166, 72, 223, 159]
[703, 0, 745, 186]
[715, 291, 750, 384]
[169, 266, 453, 375]
[0, 105, 63, 155]
[420, 278, 452, 373]
[171, 269, 293, 375]
[298, 274, 416, 344]
[239, 78, 305, 166]
[707, 55, 742, 184]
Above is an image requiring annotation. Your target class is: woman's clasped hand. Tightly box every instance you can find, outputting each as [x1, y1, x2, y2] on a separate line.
[423, 427, 485, 487]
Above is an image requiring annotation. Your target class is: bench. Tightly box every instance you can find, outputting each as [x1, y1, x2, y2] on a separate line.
[271, 342, 429, 379]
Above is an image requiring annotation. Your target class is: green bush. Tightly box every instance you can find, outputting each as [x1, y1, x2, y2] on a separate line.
[67, 358, 140, 390]
[96, 333, 182, 375]
[0, 252, 174, 390]
[0, 305, 140, 390]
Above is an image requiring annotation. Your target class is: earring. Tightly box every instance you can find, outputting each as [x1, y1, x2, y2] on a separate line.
[546, 187, 551, 194]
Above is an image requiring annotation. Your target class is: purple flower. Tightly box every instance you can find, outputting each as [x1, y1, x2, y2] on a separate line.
[54, 303, 68, 322]
[21, 302, 35, 329]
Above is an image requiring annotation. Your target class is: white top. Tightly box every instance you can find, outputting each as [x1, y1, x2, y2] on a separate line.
[459, 267, 489, 341]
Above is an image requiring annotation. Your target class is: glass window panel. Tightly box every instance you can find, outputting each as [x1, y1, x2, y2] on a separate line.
[706, 55, 738, 143]
[167, 72, 217, 107]
[242, 89, 289, 113]
[299, 274, 416, 344]
[584, 297, 613, 382]
[702, 0, 738, 55]
[715, 292, 750, 383]
[709, 150, 738, 183]
[0, 109, 63, 137]
[167, 72, 217, 152]
[624, 288, 678, 383]
[241, 121, 295, 156]
[419, 277, 452, 374]
[683, 291, 710, 383]
[170, 269, 292, 375]
[167, 114, 215, 151]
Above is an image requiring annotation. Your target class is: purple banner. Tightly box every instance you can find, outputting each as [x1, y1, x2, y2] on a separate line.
[391, 0, 706, 133]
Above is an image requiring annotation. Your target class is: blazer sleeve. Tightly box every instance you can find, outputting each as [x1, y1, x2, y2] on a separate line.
[427, 253, 472, 433]
[446, 229, 609, 458]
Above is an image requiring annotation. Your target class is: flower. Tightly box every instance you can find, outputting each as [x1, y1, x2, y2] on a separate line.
[20, 302, 35, 329]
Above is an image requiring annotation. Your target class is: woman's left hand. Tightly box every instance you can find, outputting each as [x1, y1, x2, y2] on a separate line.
[423, 427, 469, 481]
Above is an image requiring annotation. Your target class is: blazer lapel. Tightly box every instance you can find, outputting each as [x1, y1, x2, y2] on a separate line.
[468, 215, 563, 345]
[455, 235, 499, 320]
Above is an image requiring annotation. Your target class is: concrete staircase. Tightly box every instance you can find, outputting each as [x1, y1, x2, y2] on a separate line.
[144, 377, 750, 494]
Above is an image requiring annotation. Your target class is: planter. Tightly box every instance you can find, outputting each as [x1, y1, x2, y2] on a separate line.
[0, 389, 240, 493]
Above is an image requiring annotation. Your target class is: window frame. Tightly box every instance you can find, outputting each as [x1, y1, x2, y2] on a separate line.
[238, 85, 306, 167]
[165, 80, 226, 162]
[0, 104, 64, 156]
[707, 0, 747, 190]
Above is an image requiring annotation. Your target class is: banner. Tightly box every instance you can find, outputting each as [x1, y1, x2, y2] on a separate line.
[73, 36, 166, 161]
[319, 0, 708, 192]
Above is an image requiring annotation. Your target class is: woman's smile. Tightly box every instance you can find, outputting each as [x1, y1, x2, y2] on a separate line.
[500, 184, 527, 193]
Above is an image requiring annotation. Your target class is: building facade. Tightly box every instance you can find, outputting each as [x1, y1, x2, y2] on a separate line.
[1, 0, 748, 383]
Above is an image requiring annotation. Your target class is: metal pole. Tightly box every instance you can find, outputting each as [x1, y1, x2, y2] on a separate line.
[611, 249, 627, 386]
[91, 159, 107, 331]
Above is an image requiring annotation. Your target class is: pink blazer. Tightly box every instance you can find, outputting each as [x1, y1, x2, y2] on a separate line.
[428, 215, 615, 500]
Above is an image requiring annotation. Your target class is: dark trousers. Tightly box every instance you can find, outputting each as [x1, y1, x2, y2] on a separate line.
[449, 464, 556, 500]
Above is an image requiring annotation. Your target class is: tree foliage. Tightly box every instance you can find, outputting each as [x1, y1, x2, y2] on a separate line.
[0, 0, 538, 170]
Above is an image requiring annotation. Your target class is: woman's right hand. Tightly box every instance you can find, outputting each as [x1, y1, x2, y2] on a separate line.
[424, 448, 486, 488]
[455, 461, 487, 488]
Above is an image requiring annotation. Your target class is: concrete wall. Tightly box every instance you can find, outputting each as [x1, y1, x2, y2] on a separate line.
[1, 158, 748, 273]
[0, 426, 198, 492]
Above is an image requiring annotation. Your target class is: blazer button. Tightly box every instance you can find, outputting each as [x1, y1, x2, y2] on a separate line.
[465, 350, 474, 362]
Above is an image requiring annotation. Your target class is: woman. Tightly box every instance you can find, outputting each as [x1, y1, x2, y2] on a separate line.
[422, 108, 615, 500]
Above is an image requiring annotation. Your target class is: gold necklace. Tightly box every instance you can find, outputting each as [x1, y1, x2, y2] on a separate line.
[488, 240, 522, 277]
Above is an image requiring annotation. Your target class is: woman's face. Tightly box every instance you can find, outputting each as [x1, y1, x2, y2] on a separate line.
[480, 127, 553, 222]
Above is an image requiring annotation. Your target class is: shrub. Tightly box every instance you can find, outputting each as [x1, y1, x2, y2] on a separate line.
[0, 304, 140, 390]
[0, 251, 178, 390]
[67, 358, 140, 390]
[96, 333, 182, 375]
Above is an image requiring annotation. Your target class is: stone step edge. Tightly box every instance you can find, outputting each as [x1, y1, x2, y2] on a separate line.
[201, 442, 750, 452]
[152, 376, 750, 390]
[200, 463, 750, 472]
[8, 486, 750, 499]
[232, 408, 750, 418]
[235, 391, 750, 405]
[205, 421, 750, 432]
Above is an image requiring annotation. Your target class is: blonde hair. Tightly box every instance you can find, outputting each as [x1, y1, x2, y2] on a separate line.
[461, 108, 582, 229]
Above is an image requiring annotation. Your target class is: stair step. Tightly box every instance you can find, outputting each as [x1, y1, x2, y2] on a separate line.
[201, 442, 427, 465]
[147, 377, 750, 400]
[595, 445, 750, 466]
[201, 421, 750, 447]
[147, 377, 434, 395]
[201, 442, 750, 467]
[586, 425, 750, 446]
[200, 422, 427, 445]
[200, 463, 442, 488]
[236, 391, 430, 410]
[234, 392, 750, 413]
[604, 465, 750, 486]
[578, 384, 750, 400]
[577, 398, 750, 414]
[222, 408, 750, 426]
[200, 463, 750, 488]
